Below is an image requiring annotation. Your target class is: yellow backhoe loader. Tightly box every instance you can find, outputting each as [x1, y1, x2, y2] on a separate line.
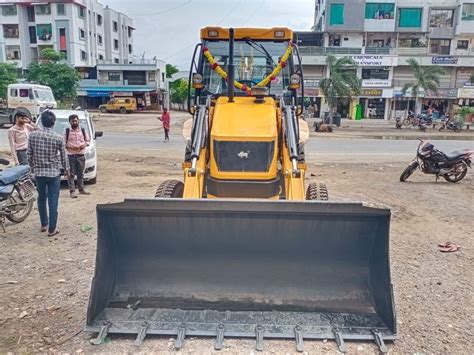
[86, 27, 396, 352]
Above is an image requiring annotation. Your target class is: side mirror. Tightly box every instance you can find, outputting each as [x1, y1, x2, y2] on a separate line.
[95, 131, 103, 138]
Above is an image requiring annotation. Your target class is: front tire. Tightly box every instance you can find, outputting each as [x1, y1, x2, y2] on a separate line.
[400, 162, 418, 182]
[306, 182, 328, 201]
[439, 126, 445, 132]
[99, 107, 107, 113]
[402, 118, 410, 126]
[155, 179, 184, 198]
[119, 107, 127, 114]
[443, 162, 468, 183]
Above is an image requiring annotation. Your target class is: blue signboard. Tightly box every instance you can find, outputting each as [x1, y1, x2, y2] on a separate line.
[432, 56, 458, 65]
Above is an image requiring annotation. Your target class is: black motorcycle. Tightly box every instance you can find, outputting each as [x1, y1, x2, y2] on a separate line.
[400, 140, 472, 183]
[439, 118, 462, 132]
[0, 159, 35, 230]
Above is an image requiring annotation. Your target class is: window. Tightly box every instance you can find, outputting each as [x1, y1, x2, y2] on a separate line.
[29, 26, 37, 44]
[35, 4, 51, 15]
[362, 68, 389, 80]
[148, 72, 156, 82]
[114, 58, 120, 64]
[98, 54, 104, 60]
[10, 88, 18, 97]
[114, 39, 119, 50]
[398, 8, 422, 27]
[78, 6, 85, 18]
[57, 3, 66, 15]
[399, 37, 424, 47]
[128, 27, 132, 37]
[59, 28, 67, 50]
[113, 21, 118, 32]
[128, 44, 132, 54]
[6, 46, 21, 60]
[430, 39, 451, 54]
[329, 4, 344, 25]
[365, 3, 395, 19]
[81, 51, 87, 61]
[162, 72, 165, 82]
[97, 14, 102, 25]
[37, 24, 52, 41]
[27, 6, 35, 21]
[19, 89, 29, 98]
[3, 25, 19, 38]
[462, 4, 474, 20]
[2, 5, 17, 16]
[429, 9, 454, 27]
[108, 72, 121, 81]
[457, 40, 469, 49]
[97, 35, 103, 45]
[80, 28, 86, 40]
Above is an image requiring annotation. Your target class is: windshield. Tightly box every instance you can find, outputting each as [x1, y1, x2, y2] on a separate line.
[34, 89, 55, 101]
[202, 40, 292, 96]
[40, 117, 92, 138]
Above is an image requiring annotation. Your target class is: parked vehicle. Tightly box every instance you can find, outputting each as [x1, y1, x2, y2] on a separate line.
[0, 159, 35, 229]
[0, 84, 57, 126]
[400, 139, 472, 183]
[439, 117, 462, 132]
[99, 97, 137, 114]
[402, 111, 416, 126]
[37, 109, 103, 184]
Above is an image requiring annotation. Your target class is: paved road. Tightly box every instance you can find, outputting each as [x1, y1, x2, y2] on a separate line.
[0, 130, 472, 163]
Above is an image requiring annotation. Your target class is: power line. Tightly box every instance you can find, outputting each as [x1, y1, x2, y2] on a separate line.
[131, 0, 193, 17]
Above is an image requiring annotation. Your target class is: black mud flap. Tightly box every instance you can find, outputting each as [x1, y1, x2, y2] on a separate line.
[86, 199, 396, 352]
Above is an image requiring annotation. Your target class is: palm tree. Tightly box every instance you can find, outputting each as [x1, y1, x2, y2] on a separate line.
[319, 55, 361, 121]
[402, 58, 445, 113]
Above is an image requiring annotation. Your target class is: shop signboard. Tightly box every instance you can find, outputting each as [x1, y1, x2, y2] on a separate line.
[424, 89, 458, 98]
[463, 81, 474, 87]
[304, 79, 320, 88]
[458, 88, 474, 98]
[431, 56, 458, 65]
[303, 88, 319, 97]
[349, 55, 398, 66]
[113, 91, 133, 97]
[360, 89, 383, 97]
[362, 79, 392, 87]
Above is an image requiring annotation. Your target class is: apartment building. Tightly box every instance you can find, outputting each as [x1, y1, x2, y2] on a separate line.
[0, 0, 134, 73]
[299, 0, 474, 120]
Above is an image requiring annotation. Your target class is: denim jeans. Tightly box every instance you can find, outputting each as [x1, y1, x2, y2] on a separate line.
[35, 176, 60, 233]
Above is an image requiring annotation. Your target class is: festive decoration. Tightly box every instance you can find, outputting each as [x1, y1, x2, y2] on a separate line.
[202, 43, 293, 94]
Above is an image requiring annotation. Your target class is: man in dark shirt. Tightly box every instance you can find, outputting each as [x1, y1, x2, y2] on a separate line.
[28, 111, 70, 236]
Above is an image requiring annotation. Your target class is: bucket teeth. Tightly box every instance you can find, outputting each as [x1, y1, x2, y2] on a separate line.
[255, 325, 264, 351]
[214, 323, 225, 350]
[134, 322, 149, 347]
[90, 321, 110, 346]
[294, 326, 304, 352]
[175, 324, 186, 350]
[333, 328, 347, 353]
[373, 329, 388, 353]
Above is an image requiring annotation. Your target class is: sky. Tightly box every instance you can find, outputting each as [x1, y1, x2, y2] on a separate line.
[101, 0, 315, 69]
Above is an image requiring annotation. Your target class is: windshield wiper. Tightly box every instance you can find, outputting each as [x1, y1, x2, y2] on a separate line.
[244, 38, 276, 66]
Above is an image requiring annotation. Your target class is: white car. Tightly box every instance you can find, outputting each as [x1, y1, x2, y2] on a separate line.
[37, 110, 102, 184]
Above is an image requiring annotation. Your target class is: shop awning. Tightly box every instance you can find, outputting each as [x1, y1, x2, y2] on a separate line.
[80, 86, 156, 97]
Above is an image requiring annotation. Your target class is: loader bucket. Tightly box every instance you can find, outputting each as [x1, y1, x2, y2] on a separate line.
[86, 199, 396, 351]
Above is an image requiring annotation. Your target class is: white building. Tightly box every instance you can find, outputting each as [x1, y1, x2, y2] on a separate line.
[298, 0, 474, 120]
[0, 0, 134, 72]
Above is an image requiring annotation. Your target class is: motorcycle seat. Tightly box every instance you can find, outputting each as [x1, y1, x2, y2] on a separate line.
[444, 151, 466, 161]
[0, 184, 15, 197]
[0, 165, 30, 185]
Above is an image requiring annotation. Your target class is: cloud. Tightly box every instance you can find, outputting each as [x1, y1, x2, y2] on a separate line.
[100, 0, 314, 68]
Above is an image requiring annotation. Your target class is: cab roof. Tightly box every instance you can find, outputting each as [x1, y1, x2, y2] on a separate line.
[200, 27, 293, 41]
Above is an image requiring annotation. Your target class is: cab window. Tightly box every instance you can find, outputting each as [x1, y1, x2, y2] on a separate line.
[19, 89, 30, 98]
[10, 89, 18, 97]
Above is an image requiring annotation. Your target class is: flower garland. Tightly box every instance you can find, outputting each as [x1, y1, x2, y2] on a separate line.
[202, 43, 293, 95]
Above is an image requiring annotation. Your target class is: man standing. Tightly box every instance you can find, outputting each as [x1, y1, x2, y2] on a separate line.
[8, 112, 38, 165]
[64, 114, 90, 198]
[27, 111, 69, 236]
[157, 108, 170, 142]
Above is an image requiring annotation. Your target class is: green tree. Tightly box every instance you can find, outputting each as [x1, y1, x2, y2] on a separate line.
[0, 63, 18, 99]
[170, 79, 189, 104]
[166, 64, 179, 79]
[27, 49, 81, 102]
[319, 55, 361, 119]
[402, 58, 445, 113]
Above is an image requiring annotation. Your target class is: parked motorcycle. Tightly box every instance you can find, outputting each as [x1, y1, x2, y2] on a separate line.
[0, 159, 35, 230]
[439, 118, 462, 132]
[400, 140, 473, 183]
[402, 111, 416, 126]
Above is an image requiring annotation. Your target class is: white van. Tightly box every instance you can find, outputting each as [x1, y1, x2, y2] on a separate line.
[37, 110, 103, 184]
[7, 84, 57, 118]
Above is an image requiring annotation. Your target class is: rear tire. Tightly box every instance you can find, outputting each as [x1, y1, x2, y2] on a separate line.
[306, 182, 328, 201]
[400, 162, 418, 182]
[119, 107, 127, 114]
[155, 179, 184, 198]
[402, 118, 410, 126]
[99, 107, 107, 113]
[443, 162, 468, 183]
[6, 198, 33, 223]
[454, 126, 461, 133]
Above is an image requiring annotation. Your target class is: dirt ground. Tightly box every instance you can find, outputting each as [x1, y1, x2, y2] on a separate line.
[0, 112, 473, 354]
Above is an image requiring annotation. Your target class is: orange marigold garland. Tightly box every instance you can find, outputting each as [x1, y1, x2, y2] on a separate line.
[202, 43, 293, 95]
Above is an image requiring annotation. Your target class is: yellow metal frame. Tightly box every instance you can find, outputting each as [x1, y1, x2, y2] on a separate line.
[200, 27, 293, 41]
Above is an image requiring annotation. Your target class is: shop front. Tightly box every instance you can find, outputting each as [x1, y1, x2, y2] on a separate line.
[422, 89, 458, 119]
[358, 88, 393, 119]
[302, 79, 322, 118]
[456, 88, 474, 123]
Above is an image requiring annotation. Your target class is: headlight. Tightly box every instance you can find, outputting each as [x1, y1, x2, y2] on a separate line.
[85, 147, 96, 160]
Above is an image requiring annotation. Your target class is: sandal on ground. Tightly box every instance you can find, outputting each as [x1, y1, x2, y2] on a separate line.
[41, 226, 48, 232]
[47, 229, 60, 237]
[438, 242, 460, 252]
